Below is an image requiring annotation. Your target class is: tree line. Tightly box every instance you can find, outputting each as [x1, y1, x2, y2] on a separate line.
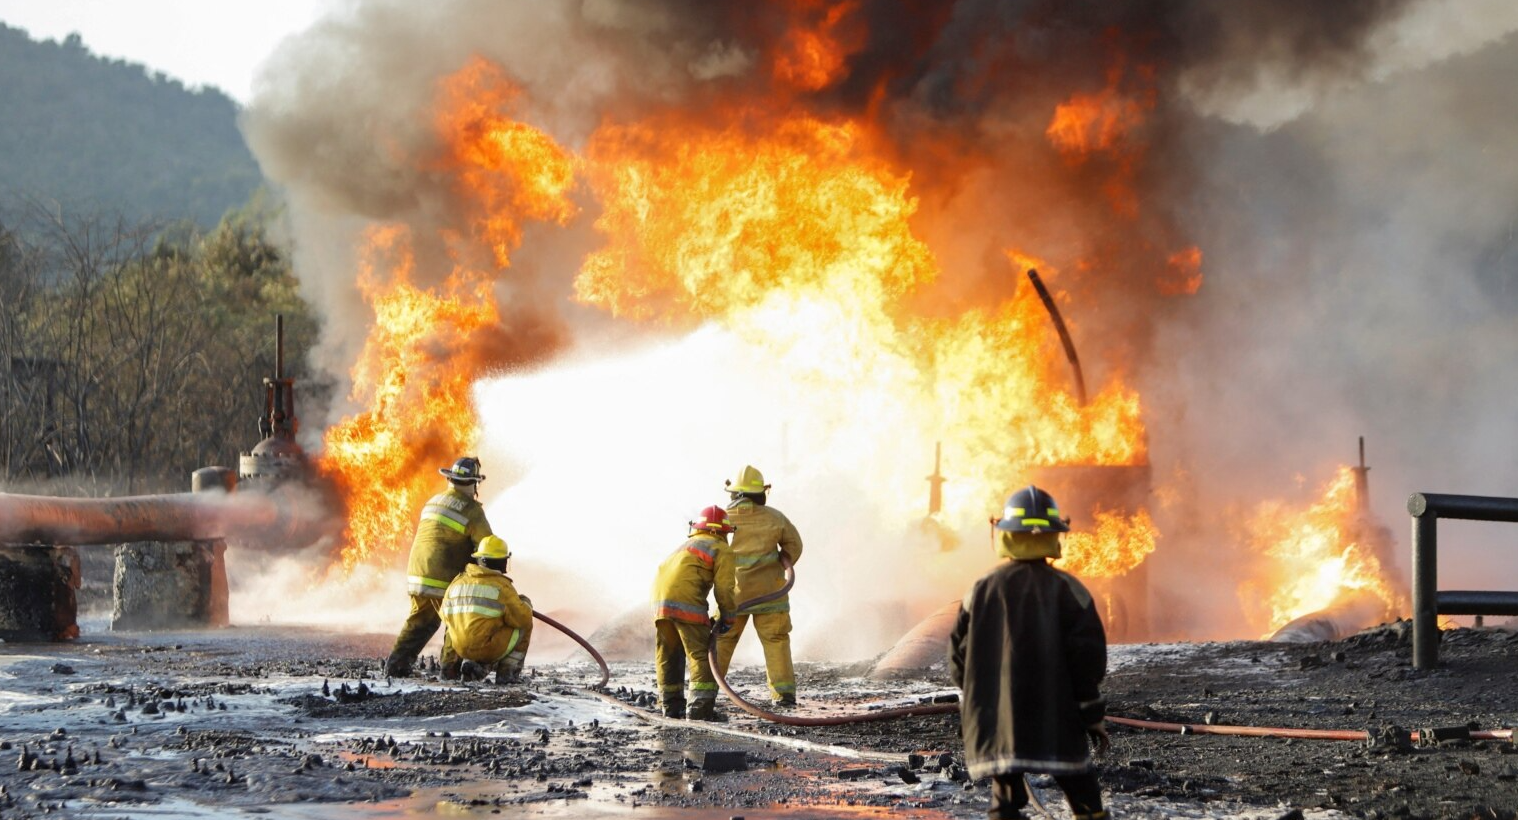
[0, 24, 259, 228]
[0, 200, 323, 494]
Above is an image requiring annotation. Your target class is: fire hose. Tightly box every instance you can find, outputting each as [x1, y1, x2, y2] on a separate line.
[530, 557, 1513, 749]
[707, 556, 960, 726]
[531, 610, 609, 689]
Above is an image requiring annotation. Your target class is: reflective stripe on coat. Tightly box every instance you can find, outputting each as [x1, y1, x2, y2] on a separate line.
[405, 486, 492, 593]
[441, 563, 532, 663]
[651, 533, 725, 624]
[719, 501, 801, 615]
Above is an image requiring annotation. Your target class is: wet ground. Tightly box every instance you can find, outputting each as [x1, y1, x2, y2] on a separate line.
[0, 621, 1513, 819]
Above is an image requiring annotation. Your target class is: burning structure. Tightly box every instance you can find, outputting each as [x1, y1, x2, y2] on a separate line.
[225, 0, 1518, 650]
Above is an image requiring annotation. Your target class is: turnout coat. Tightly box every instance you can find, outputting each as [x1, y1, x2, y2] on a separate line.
[719, 501, 803, 615]
[948, 558, 1107, 778]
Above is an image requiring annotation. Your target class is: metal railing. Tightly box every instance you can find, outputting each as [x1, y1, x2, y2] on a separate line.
[1408, 492, 1518, 668]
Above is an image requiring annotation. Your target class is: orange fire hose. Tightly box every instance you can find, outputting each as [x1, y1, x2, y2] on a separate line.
[700, 558, 1517, 746]
[1107, 717, 1512, 744]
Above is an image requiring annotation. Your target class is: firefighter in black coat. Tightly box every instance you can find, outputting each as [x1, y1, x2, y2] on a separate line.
[949, 485, 1111, 820]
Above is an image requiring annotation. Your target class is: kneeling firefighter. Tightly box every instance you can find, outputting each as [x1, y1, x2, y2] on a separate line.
[441, 535, 534, 684]
[386, 456, 494, 679]
[651, 505, 737, 721]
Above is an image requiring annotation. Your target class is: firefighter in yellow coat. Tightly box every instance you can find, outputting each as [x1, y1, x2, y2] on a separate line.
[714, 465, 804, 706]
[652, 505, 736, 721]
[385, 456, 494, 680]
[441, 535, 534, 684]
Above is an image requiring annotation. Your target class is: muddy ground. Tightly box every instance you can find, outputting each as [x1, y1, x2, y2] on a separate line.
[0, 621, 1514, 820]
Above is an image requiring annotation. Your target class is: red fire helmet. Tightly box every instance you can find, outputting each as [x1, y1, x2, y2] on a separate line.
[689, 504, 735, 535]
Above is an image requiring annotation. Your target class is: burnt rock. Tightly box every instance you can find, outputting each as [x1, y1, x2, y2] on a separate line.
[685, 751, 747, 773]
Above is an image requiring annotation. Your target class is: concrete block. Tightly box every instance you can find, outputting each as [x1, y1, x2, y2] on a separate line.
[0, 545, 79, 641]
[112, 541, 226, 630]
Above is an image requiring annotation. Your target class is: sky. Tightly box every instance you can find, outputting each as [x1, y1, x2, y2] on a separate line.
[0, 0, 328, 102]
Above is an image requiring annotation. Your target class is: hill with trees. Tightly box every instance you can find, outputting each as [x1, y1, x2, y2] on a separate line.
[0, 24, 260, 227]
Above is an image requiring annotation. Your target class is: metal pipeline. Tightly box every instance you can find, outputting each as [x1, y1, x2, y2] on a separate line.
[0, 489, 318, 547]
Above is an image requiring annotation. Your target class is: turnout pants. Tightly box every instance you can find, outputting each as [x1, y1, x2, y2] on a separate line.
[389, 594, 460, 670]
[989, 772, 1105, 820]
[469, 620, 533, 679]
[713, 611, 795, 701]
[654, 618, 717, 707]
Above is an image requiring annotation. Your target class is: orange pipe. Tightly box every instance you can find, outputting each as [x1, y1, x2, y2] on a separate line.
[0, 491, 293, 546]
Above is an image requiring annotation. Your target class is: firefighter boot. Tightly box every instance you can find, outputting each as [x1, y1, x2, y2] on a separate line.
[687, 699, 727, 722]
[495, 651, 525, 685]
[662, 697, 686, 719]
[383, 654, 412, 679]
[440, 659, 462, 681]
[459, 660, 486, 682]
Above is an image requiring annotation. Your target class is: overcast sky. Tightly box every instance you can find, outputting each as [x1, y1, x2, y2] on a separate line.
[0, 0, 329, 103]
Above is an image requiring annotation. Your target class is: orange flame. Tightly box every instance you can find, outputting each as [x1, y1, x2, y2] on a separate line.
[319, 62, 578, 570]
[772, 0, 861, 91]
[575, 111, 1149, 559]
[1238, 466, 1406, 635]
[1045, 54, 1156, 218]
[1058, 507, 1159, 579]
[1046, 88, 1148, 160]
[318, 228, 496, 569]
[316, 52, 1178, 583]
[435, 57, 579, 268]
[1159, 246, 1203, 296]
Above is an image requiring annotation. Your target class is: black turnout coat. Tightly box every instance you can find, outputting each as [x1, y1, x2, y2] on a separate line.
[948, 558, 1107, 778]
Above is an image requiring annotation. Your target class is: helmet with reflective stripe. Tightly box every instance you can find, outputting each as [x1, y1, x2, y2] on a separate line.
[689, 504, 735, 536]
[472, 535, 509, 559]
[724, 465, 770, 495]
[995, 485, 1069, 533]
[440, 456, 485, 483]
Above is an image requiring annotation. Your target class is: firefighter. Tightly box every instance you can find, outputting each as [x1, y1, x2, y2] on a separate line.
[949, 485, 1110, 820]
[441, 534, 533, 684]
[713, 465, 803, 707]
[652, 504, 737, 721]
[384, 456, 494, 680]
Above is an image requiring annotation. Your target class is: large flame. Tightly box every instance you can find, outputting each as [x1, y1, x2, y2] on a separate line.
[1238, 466, 1406, 635]
[576, 110, 1150, 567]
[1059, 508, 1158, 580]
[318, 62, 577, 570]
[317, 228, 496, 570]
[319, 60, 1157, 583]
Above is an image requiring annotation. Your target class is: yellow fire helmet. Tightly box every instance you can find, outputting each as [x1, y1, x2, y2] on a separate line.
[724, 464, 772, 495]
[472, 535, 510, 560]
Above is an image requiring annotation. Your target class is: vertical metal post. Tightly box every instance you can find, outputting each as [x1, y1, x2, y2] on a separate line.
[1352, 437, 1370, 514]
[1411, 512, 1439, 668]
[275, 314, 285, 381]
[927, 441, 945, 516]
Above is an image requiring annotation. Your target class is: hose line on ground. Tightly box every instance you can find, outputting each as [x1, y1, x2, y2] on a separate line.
[707, 556, 957, 727]
[531, 565, 1515, 747]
